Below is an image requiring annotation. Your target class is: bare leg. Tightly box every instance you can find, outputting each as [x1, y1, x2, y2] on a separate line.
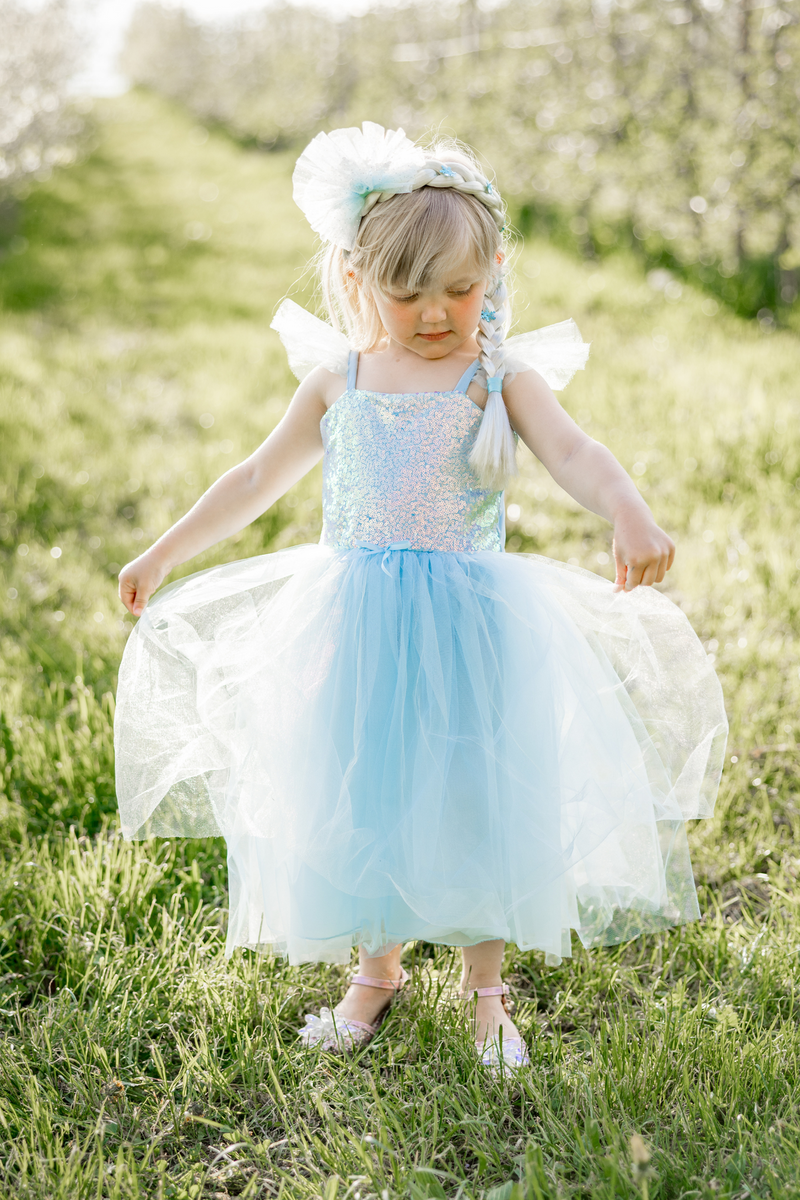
[334, 943, 404, 1026]
[460, 939, 522, 1046]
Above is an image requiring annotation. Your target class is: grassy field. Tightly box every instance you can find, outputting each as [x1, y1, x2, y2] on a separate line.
[1, 89, 800, 1199]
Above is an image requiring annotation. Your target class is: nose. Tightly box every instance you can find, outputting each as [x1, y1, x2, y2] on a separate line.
[419, 298, 447, 324]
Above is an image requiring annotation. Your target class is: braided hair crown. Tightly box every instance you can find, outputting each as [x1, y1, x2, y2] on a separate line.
[359, 151, 506, 233]
[295, 123, 516, 490]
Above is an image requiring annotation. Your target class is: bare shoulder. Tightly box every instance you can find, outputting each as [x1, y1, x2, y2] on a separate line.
[503, 366, 558, 412]
[290, 365, 347, 414]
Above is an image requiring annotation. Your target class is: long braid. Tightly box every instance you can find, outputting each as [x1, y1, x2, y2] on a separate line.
[469, 275, 518, 491]
[475, 276, 508, 383]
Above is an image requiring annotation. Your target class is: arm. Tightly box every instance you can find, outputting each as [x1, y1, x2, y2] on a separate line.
[503, 369, 675, 592]
[119, 368, 334, 616]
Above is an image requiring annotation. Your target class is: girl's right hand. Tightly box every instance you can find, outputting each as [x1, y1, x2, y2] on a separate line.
[118, 550, 171, 617]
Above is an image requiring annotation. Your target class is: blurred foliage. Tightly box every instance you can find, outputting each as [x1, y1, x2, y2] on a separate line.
[1, 85, 800, 1198]
[0, 1, 88, 197]
[121, 0, 800, 325]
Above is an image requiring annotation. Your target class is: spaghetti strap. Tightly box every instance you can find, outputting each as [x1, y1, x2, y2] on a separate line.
[454, 358, 481, 393]
[347, 350, 359, 391]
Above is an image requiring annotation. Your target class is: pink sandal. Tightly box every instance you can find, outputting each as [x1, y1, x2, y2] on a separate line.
[298, 966, 411, 1054]
[459, 982, 530, 1075]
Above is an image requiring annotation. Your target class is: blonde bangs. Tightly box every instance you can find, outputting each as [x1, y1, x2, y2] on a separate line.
[356, 188, 498, 294]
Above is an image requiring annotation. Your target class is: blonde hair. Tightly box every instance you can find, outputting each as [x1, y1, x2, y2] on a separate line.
[320, 142, 517, 491]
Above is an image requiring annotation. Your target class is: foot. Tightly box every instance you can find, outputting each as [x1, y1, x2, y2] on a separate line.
[334, 976, 403, 1027]
[298, 964, 408, 1054]
[460, 991, 523, 1049]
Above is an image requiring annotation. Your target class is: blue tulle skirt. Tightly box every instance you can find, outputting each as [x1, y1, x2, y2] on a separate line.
[114, 544, 727, 965]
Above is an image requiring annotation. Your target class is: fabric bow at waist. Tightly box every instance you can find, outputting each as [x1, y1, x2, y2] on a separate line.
[356, 540, 412, 576]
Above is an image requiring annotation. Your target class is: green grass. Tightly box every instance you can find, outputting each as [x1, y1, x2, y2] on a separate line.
[1, 89, 800, 1198]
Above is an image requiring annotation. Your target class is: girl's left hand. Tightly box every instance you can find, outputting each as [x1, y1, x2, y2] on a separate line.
[612, 509, 675, 592]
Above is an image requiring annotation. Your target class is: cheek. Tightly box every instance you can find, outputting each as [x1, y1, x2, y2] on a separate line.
[454, 293, 485, 327]
[383, 303, 418, 332]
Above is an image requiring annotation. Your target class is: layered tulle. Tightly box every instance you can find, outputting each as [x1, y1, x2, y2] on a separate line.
[114, 545, 727, 965]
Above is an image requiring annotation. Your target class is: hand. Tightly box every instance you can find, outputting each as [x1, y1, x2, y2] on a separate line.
[612, 509, 675, 593]
[118, 549, 171, 616]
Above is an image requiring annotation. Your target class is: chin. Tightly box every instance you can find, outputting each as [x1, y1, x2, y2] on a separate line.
[415, 338, 455, 357]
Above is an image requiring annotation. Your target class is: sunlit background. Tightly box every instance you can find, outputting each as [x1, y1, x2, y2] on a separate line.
[73, 0, 398, 96]
[5, 0, 800, 320]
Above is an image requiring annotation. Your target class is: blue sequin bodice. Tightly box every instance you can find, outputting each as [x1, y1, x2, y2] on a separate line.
[320, 389, 505, 553]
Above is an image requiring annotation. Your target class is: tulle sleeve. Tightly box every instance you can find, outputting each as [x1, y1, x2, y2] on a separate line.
[500, 319, 591, 391]
[270, 299, 352, 381]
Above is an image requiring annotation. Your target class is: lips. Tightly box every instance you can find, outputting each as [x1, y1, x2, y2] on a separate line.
[418, 331, 451, 341]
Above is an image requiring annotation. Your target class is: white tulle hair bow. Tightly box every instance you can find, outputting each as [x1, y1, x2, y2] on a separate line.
[293, 121, 427, 251]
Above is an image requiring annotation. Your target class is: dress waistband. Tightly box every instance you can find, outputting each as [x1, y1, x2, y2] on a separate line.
[356, 539, 412, 576]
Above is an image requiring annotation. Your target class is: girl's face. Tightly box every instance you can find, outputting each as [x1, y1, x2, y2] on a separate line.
[368, 273, 489, 360]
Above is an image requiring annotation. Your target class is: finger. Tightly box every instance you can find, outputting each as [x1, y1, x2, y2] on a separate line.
[624, 561, 646, 591]
[657, 551, 672, 583]
[120, 580, 144, 616]
[666, 542, 676, 571]
[119, 582, 137, 612]
[638, 561, 660, 588]
[613, 562, 627, 593]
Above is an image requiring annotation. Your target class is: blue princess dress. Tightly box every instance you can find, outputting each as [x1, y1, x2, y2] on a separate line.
[114, 301, 727, 966]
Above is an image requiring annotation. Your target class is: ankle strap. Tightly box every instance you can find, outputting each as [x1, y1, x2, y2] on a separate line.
[459, 983, 511, 999]
[350, 965, 410, 991]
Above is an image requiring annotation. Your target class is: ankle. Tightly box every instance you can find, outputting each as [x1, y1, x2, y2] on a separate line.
[356, 962, 403, 982]
[351, 976, 401, 992]
[459, 974, 503, 993]
[357, 950, 402, 977]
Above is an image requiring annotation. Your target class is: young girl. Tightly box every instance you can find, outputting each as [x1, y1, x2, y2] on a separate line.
[115, 123, 727, 1075]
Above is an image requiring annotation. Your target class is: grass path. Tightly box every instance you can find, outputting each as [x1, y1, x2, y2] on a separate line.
[1, 90, 800, 1198]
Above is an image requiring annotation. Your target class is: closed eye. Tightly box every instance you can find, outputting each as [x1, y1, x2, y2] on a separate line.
[390, 283, 477, 301]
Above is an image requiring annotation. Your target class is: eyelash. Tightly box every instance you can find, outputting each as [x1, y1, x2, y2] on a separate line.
[394, 287, 474, 302]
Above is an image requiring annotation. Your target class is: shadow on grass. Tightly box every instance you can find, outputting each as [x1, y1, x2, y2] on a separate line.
[0, 146, 215, 319]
